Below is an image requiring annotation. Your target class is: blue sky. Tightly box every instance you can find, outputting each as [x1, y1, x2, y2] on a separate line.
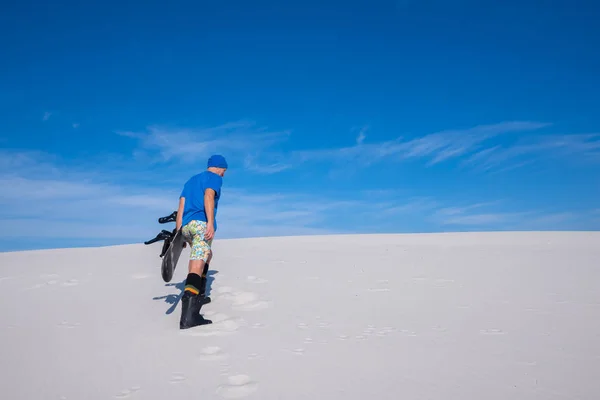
[1, 0, 600, 251]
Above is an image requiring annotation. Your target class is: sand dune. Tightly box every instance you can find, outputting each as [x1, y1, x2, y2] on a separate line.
[1, 231, 599, 399]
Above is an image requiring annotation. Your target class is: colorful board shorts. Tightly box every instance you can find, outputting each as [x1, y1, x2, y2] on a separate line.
[181, 220, 213, 262]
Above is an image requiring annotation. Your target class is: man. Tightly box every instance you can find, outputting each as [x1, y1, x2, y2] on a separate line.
[176, 154, 227, 329]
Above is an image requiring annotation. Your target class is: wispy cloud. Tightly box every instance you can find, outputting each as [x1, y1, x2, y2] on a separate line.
[355, 126, 367, 145]
[0, 150, 356, 246]
[115, 119, 593, 177]
[217, 192, 344, 237]
[439, 212, 529, 226]
[435, 200, 505, 217]
[429, 201, 600, 231]
[42, 111, 52, 121]
[117, 120, 290, 166]
[243, 154, 292, 174]
[0, 150, 178, 245]
[0, 148, 480, 246]
[376, 196, 439, 215]
[272, 121, 599, 175]
[429, 199, 534, 227]
[397, 121, 551, 165]
[462, 133, 600, 171]
[0, 175, 175, 223]
[527, 212, 579, 226]
[2, 115, 596, 251]
[0, 149, 61, 177]
[291, 121, 551, 168]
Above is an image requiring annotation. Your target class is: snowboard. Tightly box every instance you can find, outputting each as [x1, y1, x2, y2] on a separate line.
[161, 227, 186, 283]
[144, 211, 186, 283]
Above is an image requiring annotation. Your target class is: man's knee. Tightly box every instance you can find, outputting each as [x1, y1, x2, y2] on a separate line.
[202, 251, 212, 273]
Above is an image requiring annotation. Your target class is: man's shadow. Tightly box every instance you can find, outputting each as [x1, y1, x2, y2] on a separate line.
[152, 270, 219, 315]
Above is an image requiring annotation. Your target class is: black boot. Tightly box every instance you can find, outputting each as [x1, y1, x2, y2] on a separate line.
[199, 276, 211, 303]
[195, 292, 211, 307]
[179, 291, 212, 329]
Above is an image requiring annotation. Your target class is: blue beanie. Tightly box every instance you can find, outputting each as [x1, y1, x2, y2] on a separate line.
[207, 154, 228, 169]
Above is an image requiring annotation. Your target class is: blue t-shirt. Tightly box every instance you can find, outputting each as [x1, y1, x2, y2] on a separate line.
[179, 171, 223, 230]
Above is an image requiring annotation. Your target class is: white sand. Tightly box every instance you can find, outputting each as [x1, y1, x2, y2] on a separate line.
[1, 231, 599, 399]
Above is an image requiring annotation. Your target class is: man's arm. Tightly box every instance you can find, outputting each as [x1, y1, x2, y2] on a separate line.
[204, 189, 216, 227]
[176, 197, 185, 231]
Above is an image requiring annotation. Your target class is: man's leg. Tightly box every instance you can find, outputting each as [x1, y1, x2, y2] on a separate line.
[184, 229, 211, 297]
[199, 241, 213, 297]
[179, 221, 212, 329]
[185, 257, 211, 303]
[187, 259, 205, 279]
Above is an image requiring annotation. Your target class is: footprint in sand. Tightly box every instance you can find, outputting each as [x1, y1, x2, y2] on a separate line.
[363, 325, 376, 335]
[131, 274, 152, 280]
[169, 373, 186, 384]
[220, 364, 231, 375]
[297, 322, 309, 329]
[479, 328, 506, 335]
[247, 276, 268, 284]
[199, 346, 228, 361]
[115, 386, 141, 398]
[216, 375, 259, 399]
[217, 287, 270, 311]
[368, 280, 391, 292]
[62, 279, 79, 287]
[185, 313, 242, 337]
[230, 292, 270, 311]
[30, 279, 59, 289]
[58, 321, 81, 328]
[433, 278, 455, 288]
[399, 329, 418, 337]
[376, 327, 397, 336]
[217, 286, 235, 295]
[289, 348, 305, 356]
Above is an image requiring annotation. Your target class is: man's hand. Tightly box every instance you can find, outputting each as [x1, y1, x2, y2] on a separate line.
[205, 222, 215, 241]
[204, 188, 216, 241]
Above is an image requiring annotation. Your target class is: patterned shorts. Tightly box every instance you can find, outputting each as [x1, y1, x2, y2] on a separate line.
[181, 220, 213, 262]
